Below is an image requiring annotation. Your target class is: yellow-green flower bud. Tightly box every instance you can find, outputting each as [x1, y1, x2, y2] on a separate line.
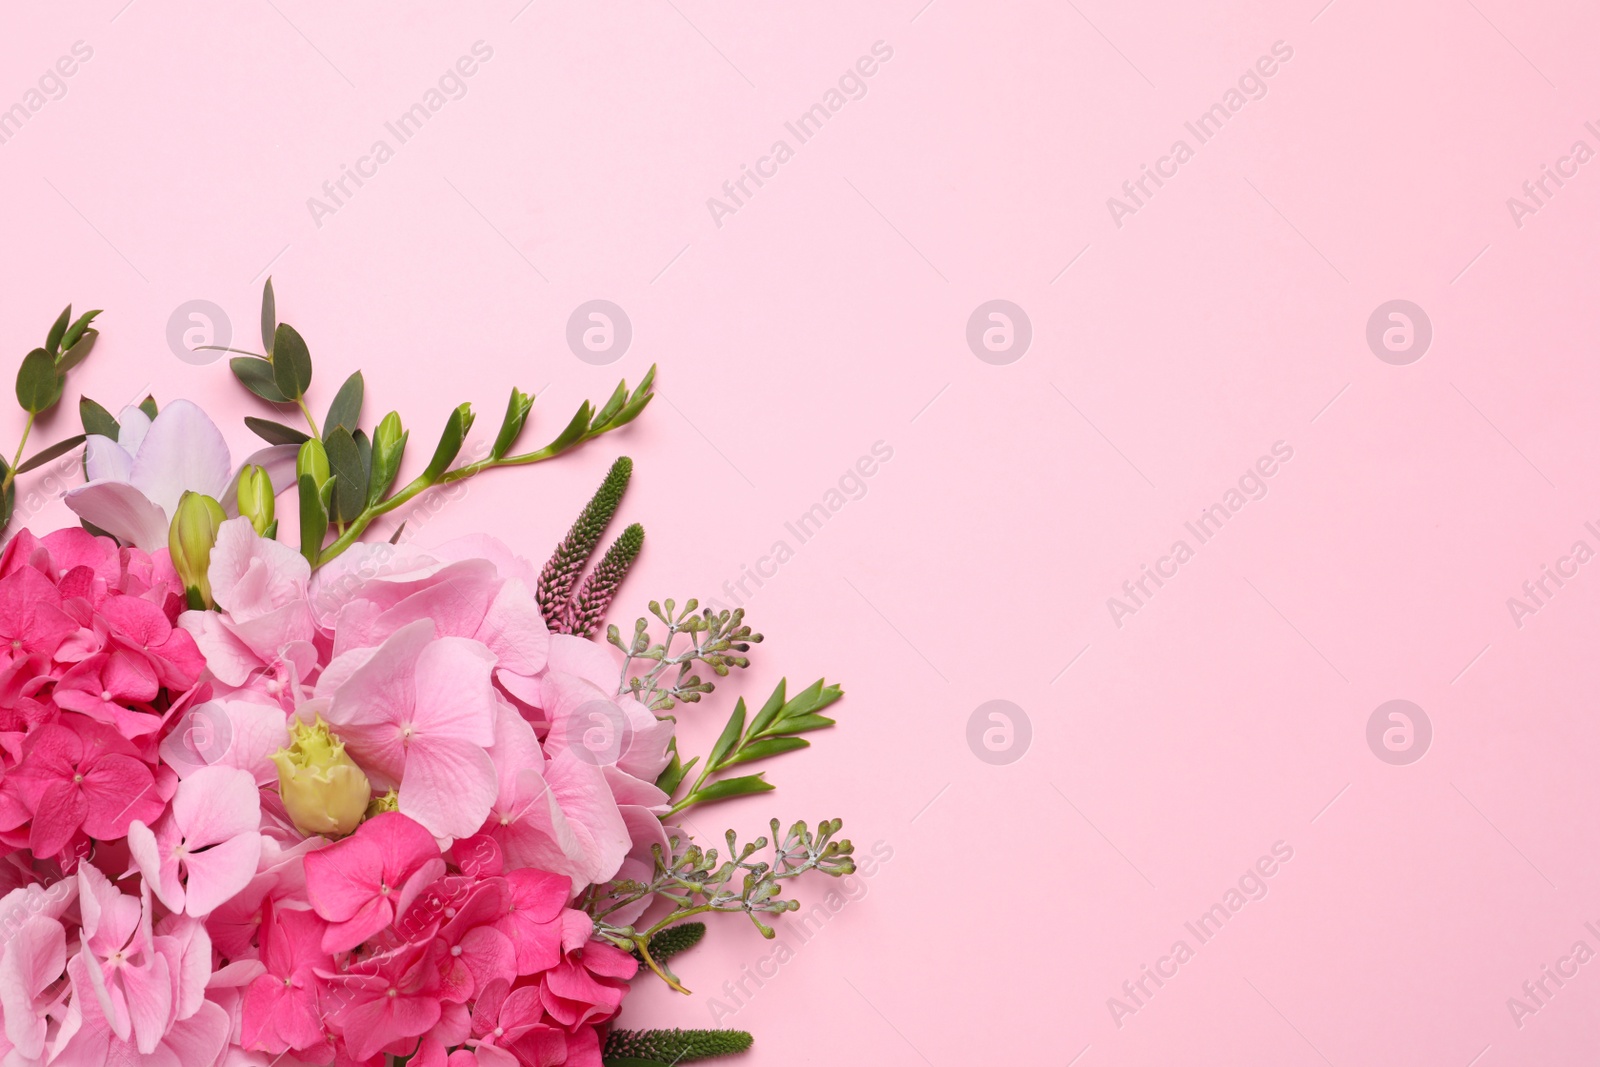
[169, 491, 227, 609]
[296, 437, 330, 490]
[366, 788, 399, 819]
[271, 716, 372, 838]
[236, 464, 275, 536]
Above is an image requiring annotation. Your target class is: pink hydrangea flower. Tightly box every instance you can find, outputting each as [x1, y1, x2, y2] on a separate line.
[303, 811, 445, 954]
[3, 717, 166, 861]
[127, 765, 263, 917]
[317, 621, 500, 842]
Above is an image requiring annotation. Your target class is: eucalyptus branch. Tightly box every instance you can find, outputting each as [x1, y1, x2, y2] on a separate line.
[609, 599, 761, 712]
[590, 819, 854, 992]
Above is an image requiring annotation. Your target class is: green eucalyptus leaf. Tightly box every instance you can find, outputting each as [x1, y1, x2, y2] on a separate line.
[16, 349, 63, 414]
[79, 397, 118, 439]
[260, 278, 276, 353]
[16, 434, 86, 474]
[56, 327, 98, 373]
[138, 396, 158, 421]
[324, 426, 367, 523]
[61, 309, 101, 353]
[231, 357, 289, 403]
[244, 417, 310, 446]
[324, 371, 363, 438]
[270, 324, 312, 401]
[44, 307, 70, 357]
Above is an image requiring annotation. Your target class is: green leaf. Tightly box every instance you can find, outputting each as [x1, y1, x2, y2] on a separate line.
[16, 434, 86, 473]
[297, 473, 327, 564]
[720, 736, 809, 767]
[706, 699, 746, 771]
[260, 278, 276, 353]
[61, 309, 101, 353]
[231, 357, 289, 403]
[270, 324, 312, 401]
[745, 679, 788, 738]
[324, 371, 363, 438]
[79, 397, 118, 439]
[137, 396, 158, 421]
[654, 747, 689, 796]
[16, 349, 63, 414]
[57, 328, 98, 373]
[768, 713, 835, 735]
[324, 426, 367, 524]
[684, 775, 773, 805]
[601, 1059, 673, 1067]
[244, 417, 310, 446]
[44, 307, 70, 357]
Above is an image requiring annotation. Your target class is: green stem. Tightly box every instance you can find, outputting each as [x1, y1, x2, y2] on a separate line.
[311, 434, 604, 569]
[295, 398, 322, 440]
[3, 413, 36, 491]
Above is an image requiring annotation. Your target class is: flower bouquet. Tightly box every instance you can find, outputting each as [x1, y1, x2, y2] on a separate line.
[0, 286, 855, 1067]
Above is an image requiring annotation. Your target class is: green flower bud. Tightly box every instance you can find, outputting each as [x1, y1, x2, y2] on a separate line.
[296, 437, 330, 489]
[235, 464, 275, 536]
[366, 788, 399, 819]
[368, 412, 407, 505]
[271, 716, 372, 838]
[169, 491, 226, 609]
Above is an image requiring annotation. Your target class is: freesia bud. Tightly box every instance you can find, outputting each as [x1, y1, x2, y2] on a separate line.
[169, 491, 226, 609]
[271, 716, 372, 838]
[296, 437, 330, 490]
[235, 464, 275, 536]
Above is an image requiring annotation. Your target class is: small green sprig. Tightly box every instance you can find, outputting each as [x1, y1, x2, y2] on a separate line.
[588, 819, 854, 992]
[610, 599, 761, 712]
[661, 678, 841, 816]
[0, 304, 102, 526]
[604, 1028, 753, 1064]
[208, 279, 654, 568]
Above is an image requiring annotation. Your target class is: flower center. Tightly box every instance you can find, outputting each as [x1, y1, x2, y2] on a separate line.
[386, 988, 398, 999]
[379, 884, 390, 895]
[451, 946, 462, 957]
[100, 690, 112, 702]
[494, 1027, 504, 1037]
[73, 774, 84, 783]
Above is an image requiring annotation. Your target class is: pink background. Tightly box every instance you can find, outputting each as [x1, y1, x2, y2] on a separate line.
[2, 1, 1599, 1063]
